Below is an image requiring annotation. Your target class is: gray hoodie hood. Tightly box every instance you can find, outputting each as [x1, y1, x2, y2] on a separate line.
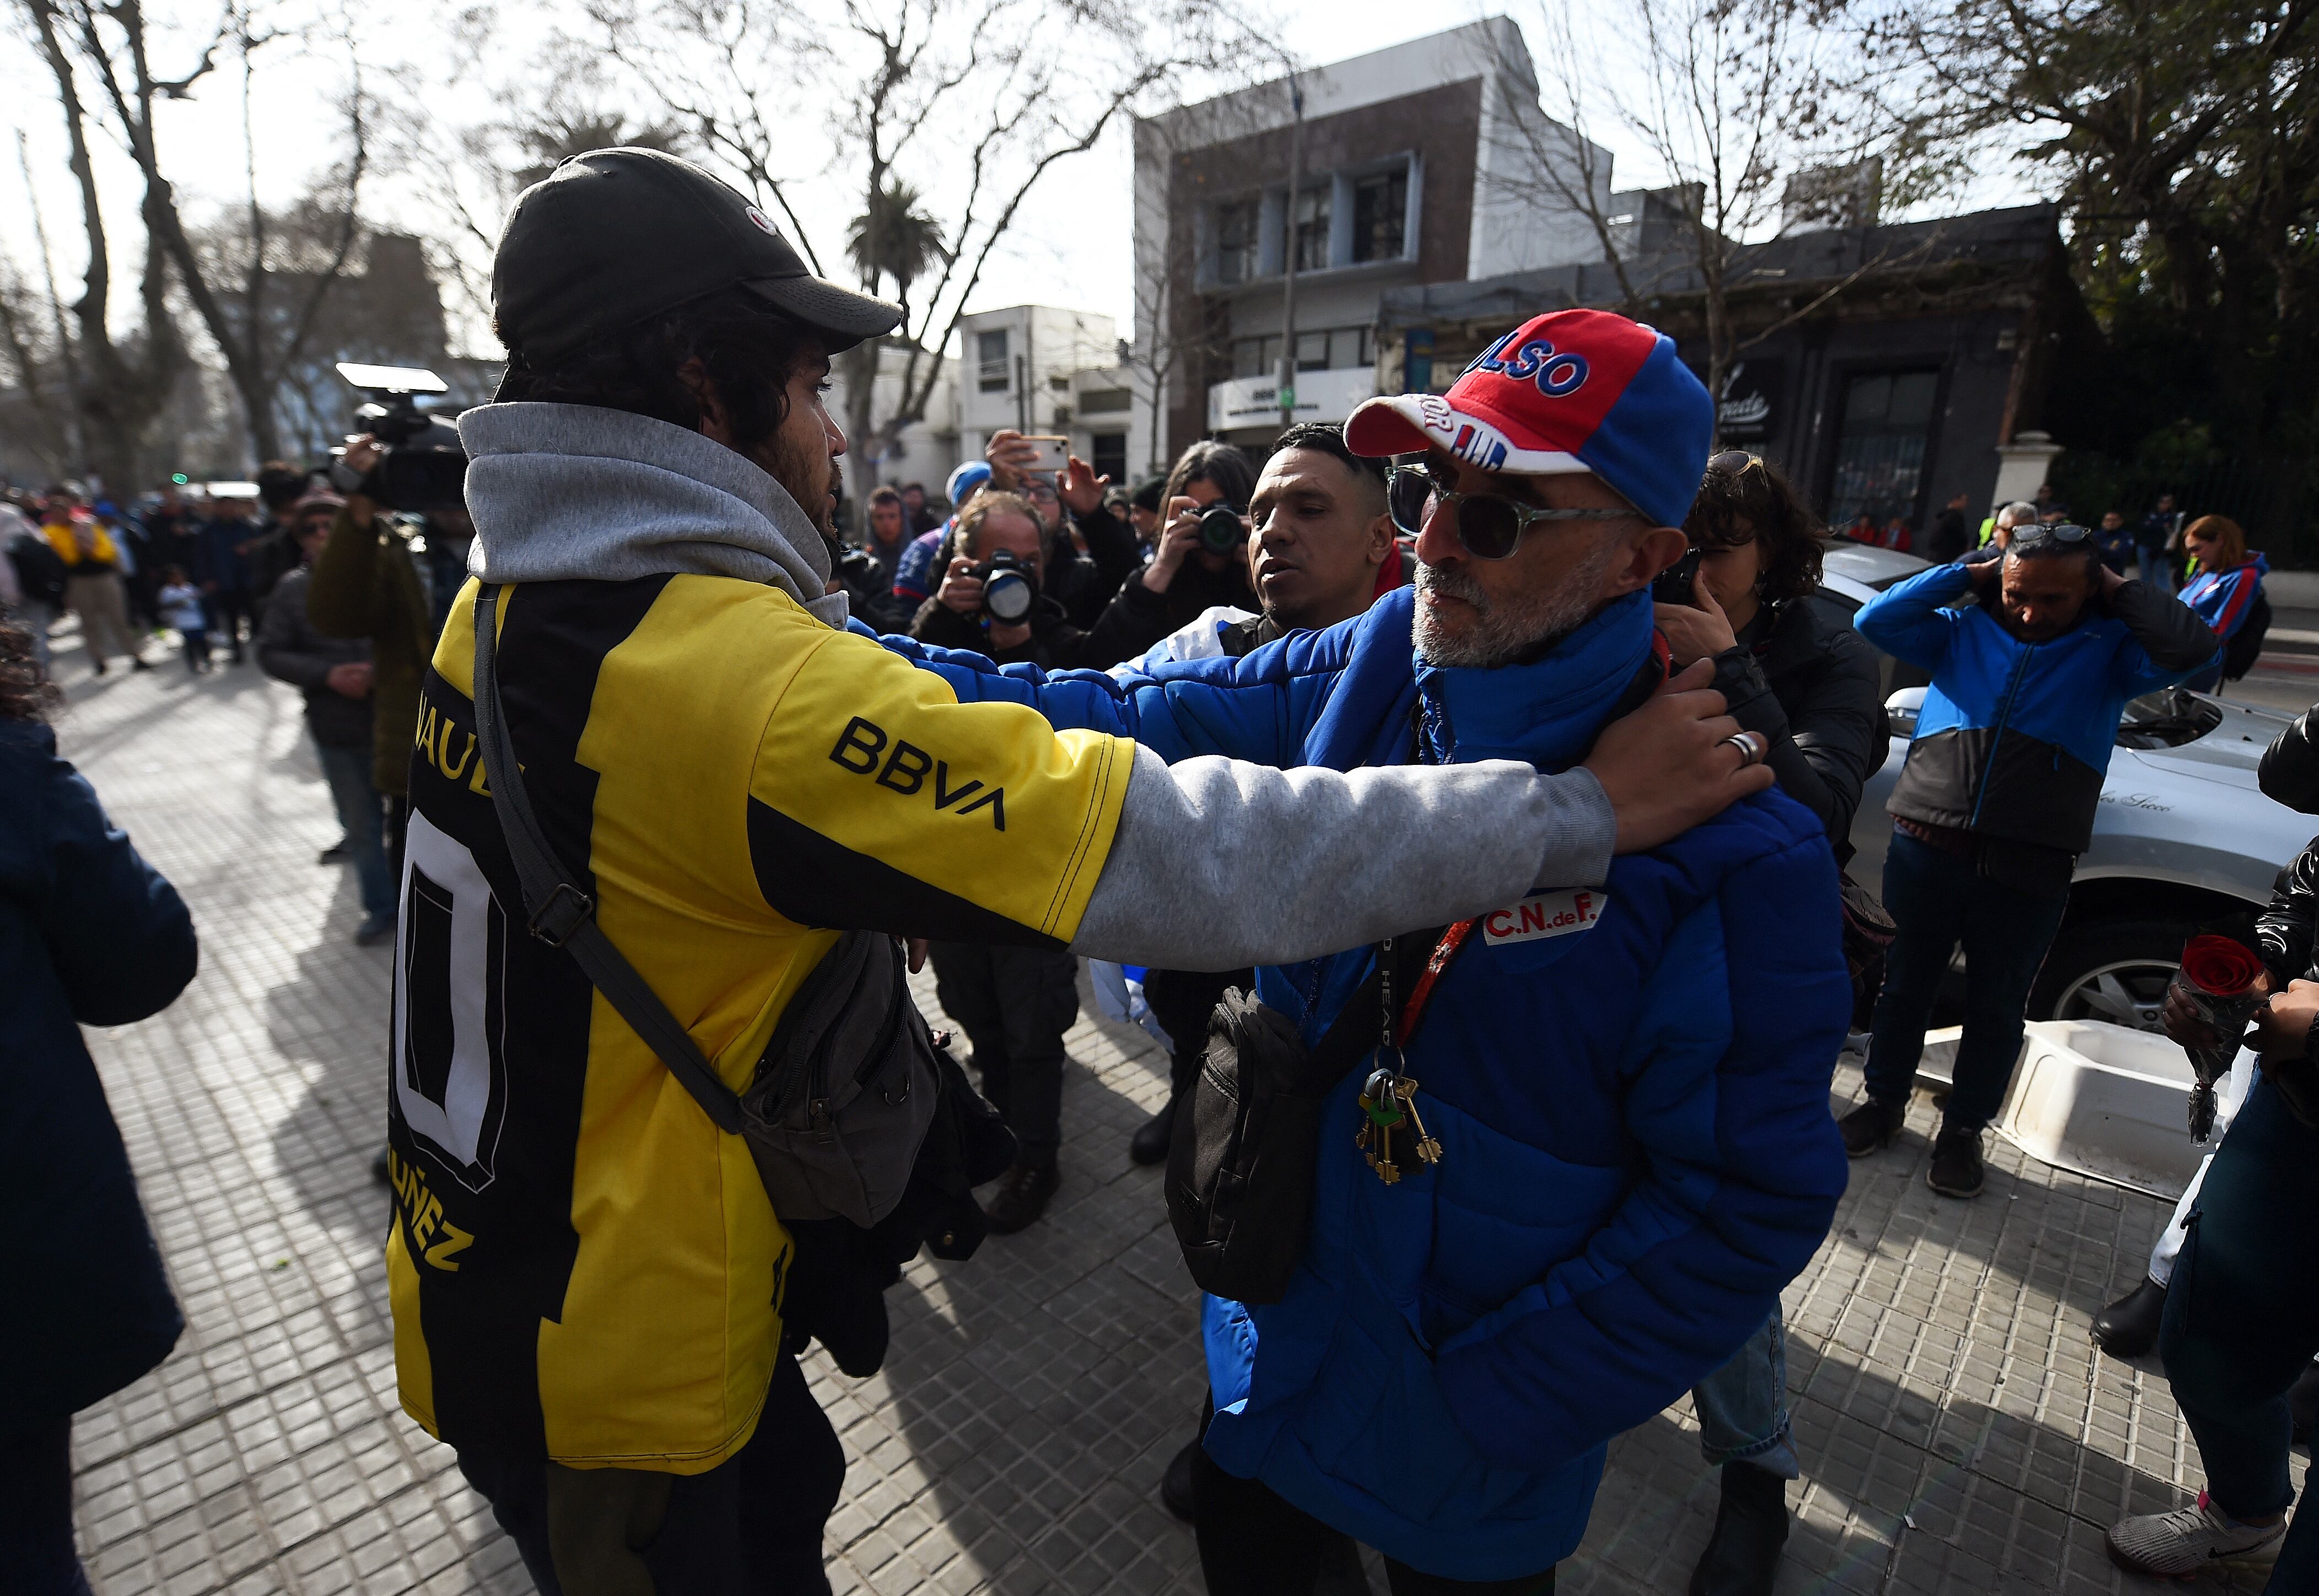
[457, 402, 848, 627]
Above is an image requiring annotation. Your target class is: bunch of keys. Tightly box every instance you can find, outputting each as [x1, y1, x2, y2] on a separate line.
[1354, 934, 1444, 1185]
[1356, 1066, 1442, 1183]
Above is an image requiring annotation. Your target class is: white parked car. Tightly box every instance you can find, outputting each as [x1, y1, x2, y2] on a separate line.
[1815, 541, 2315, 1032]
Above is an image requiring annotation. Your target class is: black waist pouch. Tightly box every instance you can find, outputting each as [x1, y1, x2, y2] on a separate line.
[1167, 931, 1450, 1305]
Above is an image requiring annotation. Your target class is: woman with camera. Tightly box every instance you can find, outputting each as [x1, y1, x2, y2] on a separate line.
[1651, 450, 1886, 1596]
[1092, 440, 1260, 638]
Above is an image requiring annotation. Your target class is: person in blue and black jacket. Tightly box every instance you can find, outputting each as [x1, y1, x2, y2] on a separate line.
[882, 308, 1853, 1595]
[2177, 514, 2268, 690]
[1845, 524, 2218, 1198]
[0, 616, 197, 1593]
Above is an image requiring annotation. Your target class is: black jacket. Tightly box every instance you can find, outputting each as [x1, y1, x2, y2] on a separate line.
[1708, 594, 1888, 854]
[257, 567, 377, 750]
[1050, 505, 1146, 629]
[0, 720, 194, 1425]
[2260, 706, 2319, 815]
[1096, 552, 1259, 641]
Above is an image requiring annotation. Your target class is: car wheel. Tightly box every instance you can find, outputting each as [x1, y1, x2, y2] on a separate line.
[2029, 919, 2197, 1032]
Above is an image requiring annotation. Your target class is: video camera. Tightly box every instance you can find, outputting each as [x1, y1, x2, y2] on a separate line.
[330, 363, 468, 515]
[1198, 502, 1249, 556]
[973, 550, 1038, 626]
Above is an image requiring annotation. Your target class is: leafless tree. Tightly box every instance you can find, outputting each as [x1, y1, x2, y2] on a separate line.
[15, 0, 194, 492]
[579, 0, 1276, 476]
[34, 0, 371, 465]
[1481, 0, 1929, 435]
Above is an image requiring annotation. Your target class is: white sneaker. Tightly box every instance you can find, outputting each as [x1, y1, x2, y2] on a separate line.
[2107, 1492, 2287, 1575]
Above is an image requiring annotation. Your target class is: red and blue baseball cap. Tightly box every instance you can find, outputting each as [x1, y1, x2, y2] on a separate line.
[1345, 309, 1712, 530]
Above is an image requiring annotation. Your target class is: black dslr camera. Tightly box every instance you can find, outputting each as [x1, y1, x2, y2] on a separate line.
[974, 550, 1038, 626]
[1198, 502, 1249, 556]
[330, 363, 468, 514]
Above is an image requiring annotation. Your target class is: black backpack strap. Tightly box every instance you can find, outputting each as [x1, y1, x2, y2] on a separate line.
[471, 583, 747, 1134]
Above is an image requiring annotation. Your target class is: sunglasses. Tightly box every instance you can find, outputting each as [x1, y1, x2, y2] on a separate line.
[1706, 450, 1763, 476]
[1022, 481, 1059, 501]
[2008, 522, 2092, 552]
[1386, 466, 1632, 560]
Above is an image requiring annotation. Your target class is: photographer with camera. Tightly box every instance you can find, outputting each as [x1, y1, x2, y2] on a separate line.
[914, 489, 1168, 670]
[983, 430, 1145, 628]
[1091, 440, 1259, 639]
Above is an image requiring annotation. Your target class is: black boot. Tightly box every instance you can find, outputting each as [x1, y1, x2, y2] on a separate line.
[984, 1160, 1059, 1234]
[1161, 1437, 1198, 1522]
[1690, 1463, 1788, 1596]
[2091, 1277, 2167, 1358]
[1130, 1096, 1177, 1167]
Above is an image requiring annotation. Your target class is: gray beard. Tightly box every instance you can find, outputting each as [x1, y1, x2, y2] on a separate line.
[1412, 542, 1619, 668]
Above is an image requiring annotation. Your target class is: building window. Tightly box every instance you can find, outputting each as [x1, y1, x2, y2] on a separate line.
[977, 330, 1010, 392]
[1230, 327, 1371, 378]
[1216, 199, 1260, 285]
[1328, 327, 1373, 370]
[1351, 168, 1407, 263]
[1080, 388, 1131, 414]
[1825, 371, 1940, 531]
[1232, 334, 1282, 380]
[1092, 432, 1128, 483]
[1291, 185, 1330, 273]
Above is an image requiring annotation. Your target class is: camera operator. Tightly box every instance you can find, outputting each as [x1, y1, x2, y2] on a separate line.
[1092, 440, 1259, 638]
[915, 490, 1169, 669]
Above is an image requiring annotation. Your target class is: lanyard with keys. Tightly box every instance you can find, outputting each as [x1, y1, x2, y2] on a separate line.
[1355, 920, 1479, 1184]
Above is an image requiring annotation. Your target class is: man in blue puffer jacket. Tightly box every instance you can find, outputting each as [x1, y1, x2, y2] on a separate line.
[1843, 525, 2220, 1199]
[881, 309, 1853, 1591]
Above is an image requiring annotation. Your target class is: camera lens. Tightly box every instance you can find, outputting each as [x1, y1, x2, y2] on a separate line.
[1198, 504, 1247, 556]
[983, 568, 1033, 624]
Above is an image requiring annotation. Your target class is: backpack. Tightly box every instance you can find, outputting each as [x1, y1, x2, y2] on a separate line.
[2222, 589, 2271, 682]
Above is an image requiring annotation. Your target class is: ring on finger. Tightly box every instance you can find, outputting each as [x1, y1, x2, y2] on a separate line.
[1723, 731, 1765, 768]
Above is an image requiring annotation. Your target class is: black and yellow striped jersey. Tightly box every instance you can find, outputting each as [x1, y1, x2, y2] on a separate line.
[385, 574, 1132, 1471]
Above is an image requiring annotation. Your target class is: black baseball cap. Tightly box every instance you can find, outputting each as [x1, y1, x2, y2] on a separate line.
[492, 147, 902, 366]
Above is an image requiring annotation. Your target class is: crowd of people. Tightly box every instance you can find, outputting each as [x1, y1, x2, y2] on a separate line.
[5, 144, 2314, 1596]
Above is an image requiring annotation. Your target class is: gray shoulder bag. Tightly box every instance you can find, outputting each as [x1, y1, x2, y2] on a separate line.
[471, 583, 938, 1227]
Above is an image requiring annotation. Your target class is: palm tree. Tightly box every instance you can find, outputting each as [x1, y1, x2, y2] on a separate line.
[513, 113, 687, 191]
[846, 180, 947, 324]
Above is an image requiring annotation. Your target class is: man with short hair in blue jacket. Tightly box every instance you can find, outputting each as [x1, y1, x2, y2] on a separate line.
[886, 309, 1853, 1592]
[1844, 525, 2219, 1198]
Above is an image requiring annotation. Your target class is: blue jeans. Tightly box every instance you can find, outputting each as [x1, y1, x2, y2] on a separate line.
[316, 740, 392, 919]
[2160, 1072, 2319, 1589]
[2136, 547, 2174, 591]
[1693, 1312, 1798, 1479]
[1864, 831, 2069, 1131]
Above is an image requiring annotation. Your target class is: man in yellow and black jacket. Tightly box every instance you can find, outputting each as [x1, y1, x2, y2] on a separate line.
[384, 148, 1773, 1595]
